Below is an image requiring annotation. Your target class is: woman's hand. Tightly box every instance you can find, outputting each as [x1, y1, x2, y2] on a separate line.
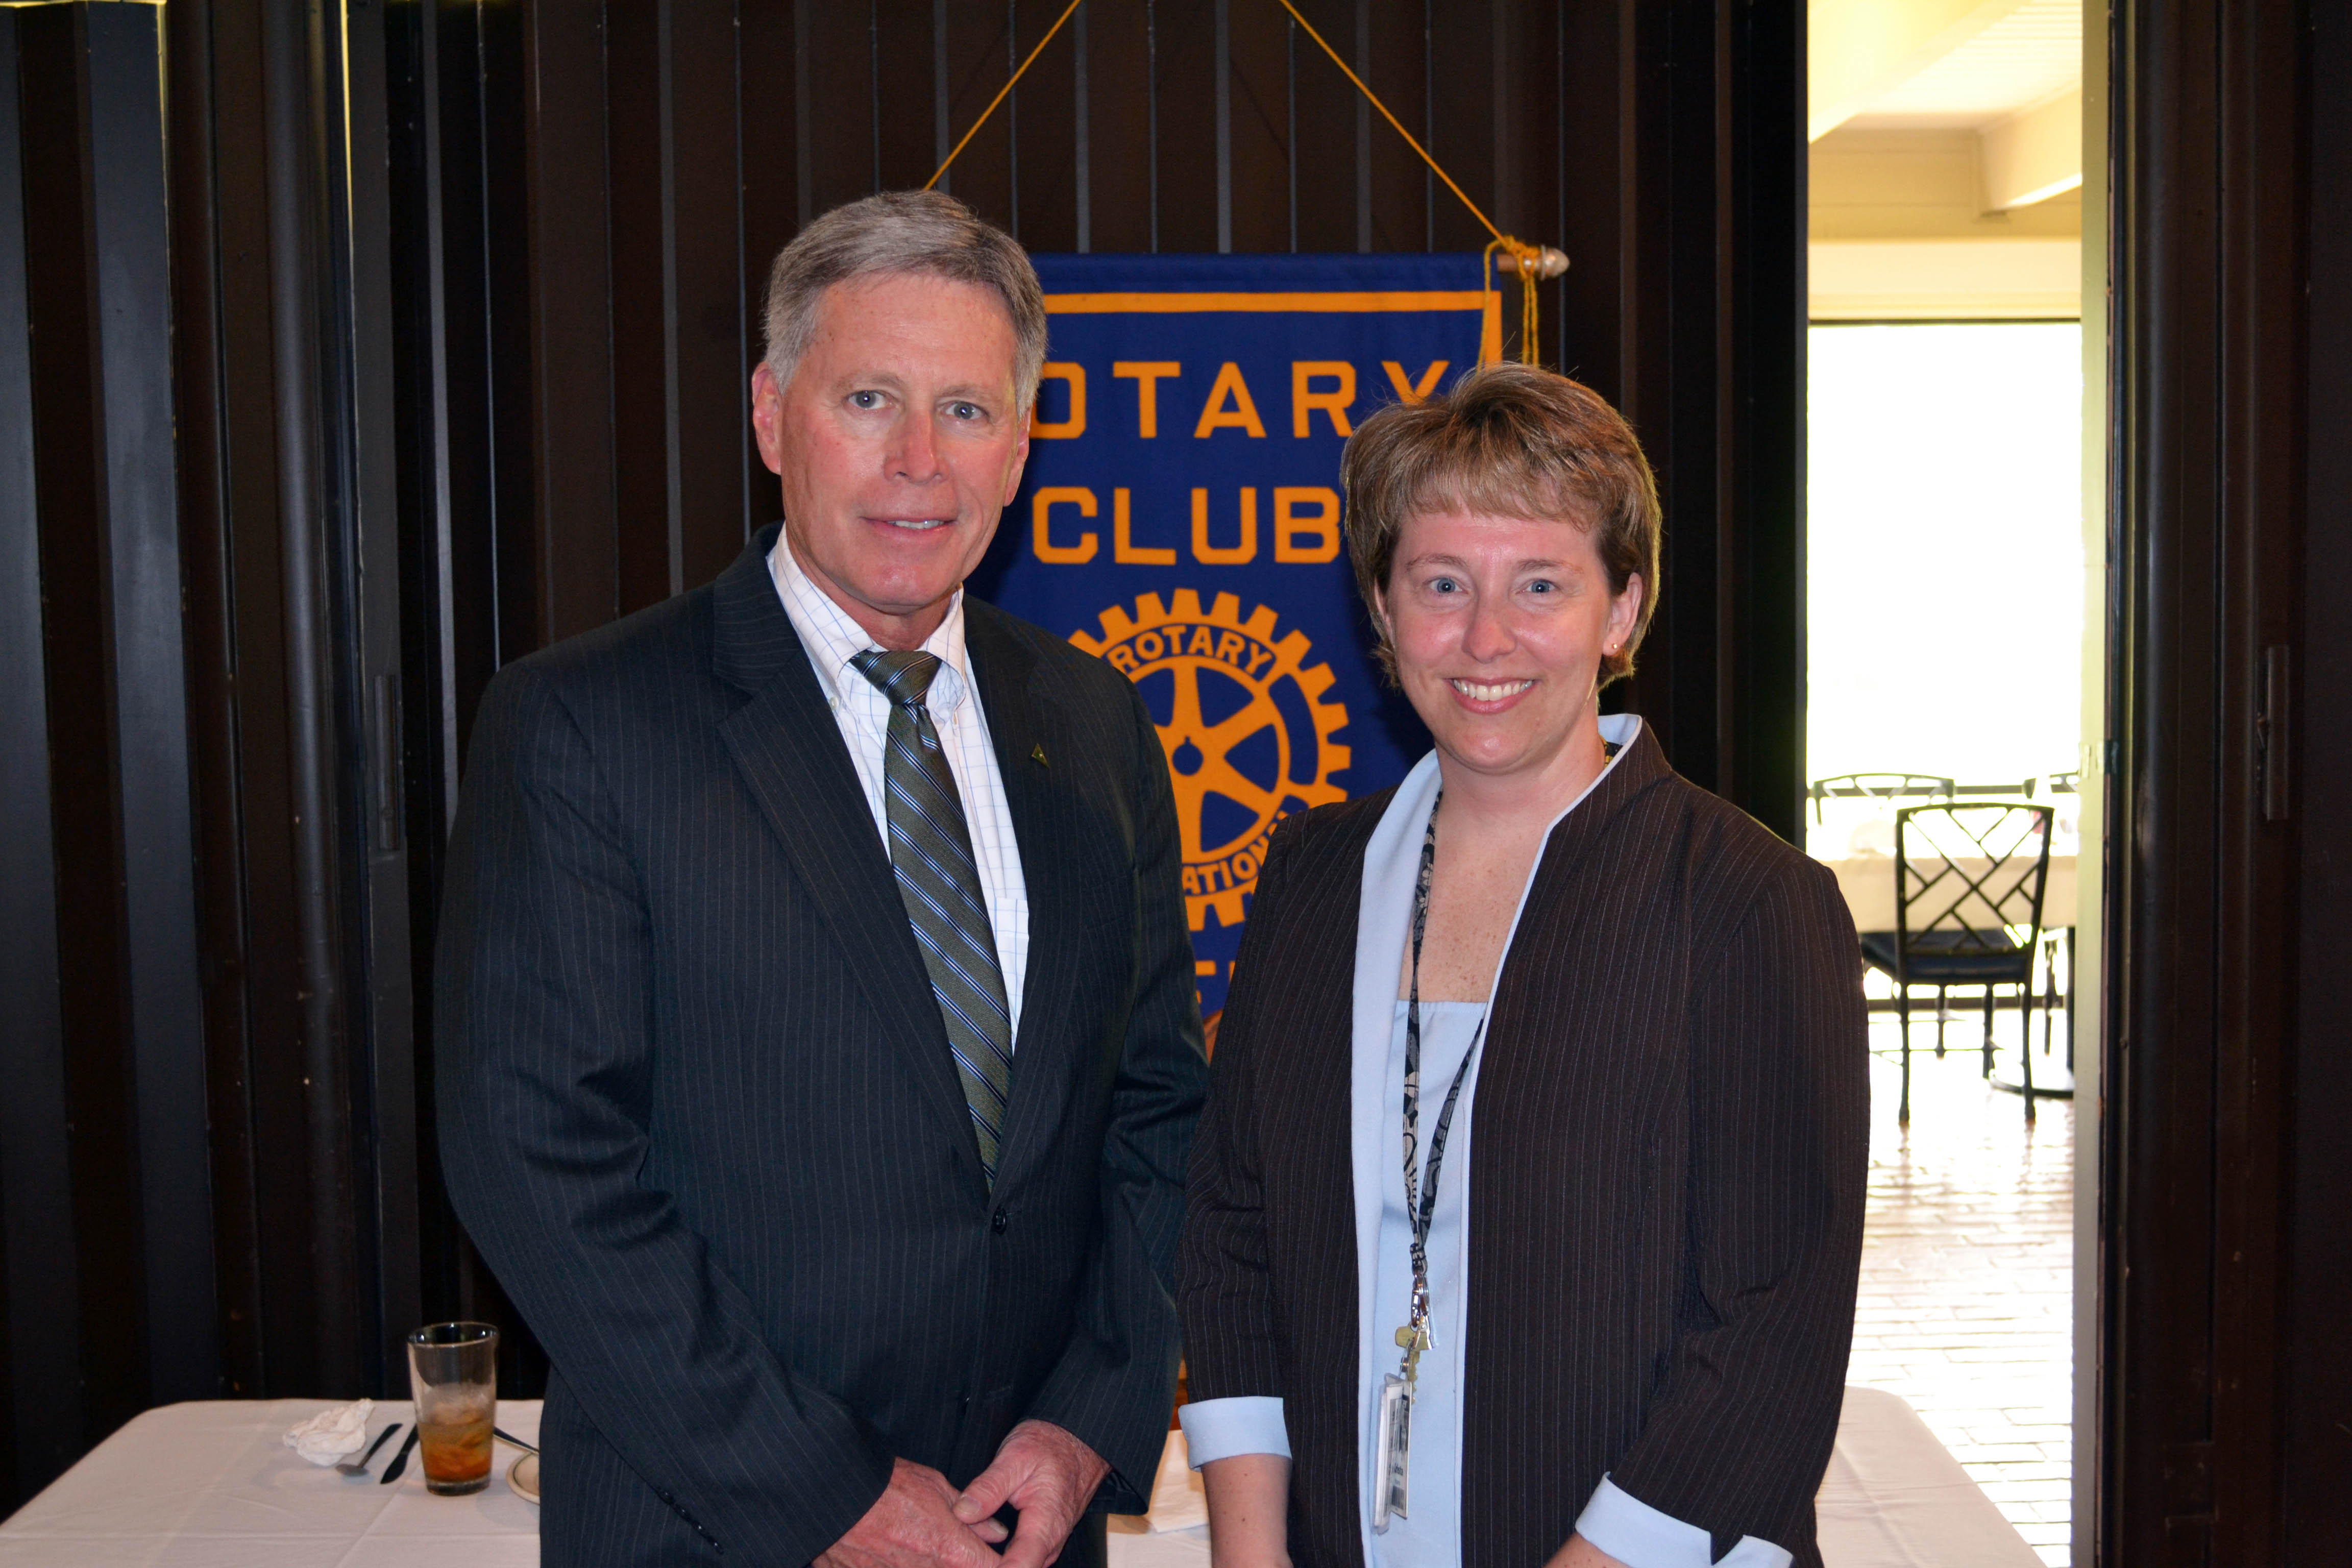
[1543, 1534, 1632, 1568]
[1199, 1453, 1292, 1568]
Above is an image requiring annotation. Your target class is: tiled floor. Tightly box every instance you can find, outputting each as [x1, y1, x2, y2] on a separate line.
[1846, 1007, 2076, 1567]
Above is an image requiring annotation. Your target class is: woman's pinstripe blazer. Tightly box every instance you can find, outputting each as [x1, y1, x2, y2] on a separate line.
[1179, 726, 1870, 1568]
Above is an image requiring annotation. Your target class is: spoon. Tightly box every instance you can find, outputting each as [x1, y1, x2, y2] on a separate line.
[337, 1422, 403, 1478]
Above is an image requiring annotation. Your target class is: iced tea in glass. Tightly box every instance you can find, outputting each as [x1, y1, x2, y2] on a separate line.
[407, 1321, 498, 1494]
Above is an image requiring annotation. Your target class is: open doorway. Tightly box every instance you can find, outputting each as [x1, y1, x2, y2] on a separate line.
[1806, 5, 2099, 1564]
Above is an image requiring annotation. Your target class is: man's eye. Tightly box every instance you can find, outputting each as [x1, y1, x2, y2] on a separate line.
[947, 402, 982, 421]
[849, 390, 883, 409]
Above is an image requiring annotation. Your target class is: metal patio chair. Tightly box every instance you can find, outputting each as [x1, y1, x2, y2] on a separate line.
[1859, 801, 2056, 1124]
[1808, 771, 1957, 825]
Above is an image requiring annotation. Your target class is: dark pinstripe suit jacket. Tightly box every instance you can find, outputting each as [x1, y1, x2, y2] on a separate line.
[1179, 727, 1868, 1568]
[436, 525, 1207, 1565]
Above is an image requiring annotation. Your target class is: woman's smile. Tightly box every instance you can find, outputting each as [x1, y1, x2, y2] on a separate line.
[1446, 676, 1538, 711]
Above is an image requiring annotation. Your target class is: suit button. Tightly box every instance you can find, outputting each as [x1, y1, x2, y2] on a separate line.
[991, 1207, 1009, 1235]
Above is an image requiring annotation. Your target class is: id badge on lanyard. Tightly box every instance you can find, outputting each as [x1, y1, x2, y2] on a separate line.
[1376, 795, 1480, 1531]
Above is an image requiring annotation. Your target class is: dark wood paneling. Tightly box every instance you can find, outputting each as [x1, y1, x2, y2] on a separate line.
[0, 7, 83, 1508]
[1719, 0, 1804, 843]
[1004, 0, 1075, 246]
[258, 0, 368, 1401]
[739, 0, 798, 535]
[82, 1, 216, 1407]
[1153, 0, 1218, 251]
[2105, 0, 2309, 1557]
[608, 0, 670, 610]
[180, 0, 302, 1408]
[1285, 0, 1354, 251]
[875, 1, 935, 193]
[2286, 2, 2352, 1552]
[1221, 0, 1288, 252]
[669, 0, 753, 591]
[1081, 0, 1154, 251]
[525, 0, 618, 640]
[803, 0, 879, 217]
[15, 3, 154, 1456]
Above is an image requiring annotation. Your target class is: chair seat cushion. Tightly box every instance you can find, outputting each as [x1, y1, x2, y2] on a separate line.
[1859, 928, 2035, 984]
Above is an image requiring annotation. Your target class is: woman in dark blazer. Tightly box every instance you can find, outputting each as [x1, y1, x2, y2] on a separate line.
[1177, 365, 1869, 1568]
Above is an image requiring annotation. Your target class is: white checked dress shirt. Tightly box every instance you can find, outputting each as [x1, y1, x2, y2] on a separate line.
[768, 535, 1031, 1042]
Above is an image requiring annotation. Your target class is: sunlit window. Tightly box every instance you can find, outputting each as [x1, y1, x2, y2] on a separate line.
[1807, 321, 2085, 857]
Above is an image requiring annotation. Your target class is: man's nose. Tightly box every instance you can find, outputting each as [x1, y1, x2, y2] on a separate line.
[888, 411, 945, 483]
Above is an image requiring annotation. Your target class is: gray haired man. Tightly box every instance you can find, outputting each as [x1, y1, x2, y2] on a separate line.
[438, 191, 1207, 1566]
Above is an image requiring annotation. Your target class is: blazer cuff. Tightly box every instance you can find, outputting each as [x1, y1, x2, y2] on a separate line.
[1177, 1396, 1290, 1466]
[1575, 1476, 1792, 1568]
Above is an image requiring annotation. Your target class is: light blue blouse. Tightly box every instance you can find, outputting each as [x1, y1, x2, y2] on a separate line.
[1179, 716, 1795, 1568]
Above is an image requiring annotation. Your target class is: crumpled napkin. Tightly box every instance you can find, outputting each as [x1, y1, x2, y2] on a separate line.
[283, 1399, 375, 1466]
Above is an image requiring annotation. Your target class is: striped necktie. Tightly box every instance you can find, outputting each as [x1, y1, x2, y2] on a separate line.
[850, 648, 1014, 1184]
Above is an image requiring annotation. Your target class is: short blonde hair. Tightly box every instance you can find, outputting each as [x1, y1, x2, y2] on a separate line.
[1339, 362, 1661, 685]
[762, 190, 1048, 412]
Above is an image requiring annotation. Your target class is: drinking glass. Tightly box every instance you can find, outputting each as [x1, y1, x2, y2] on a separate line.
[407, 1321, 498, 1494]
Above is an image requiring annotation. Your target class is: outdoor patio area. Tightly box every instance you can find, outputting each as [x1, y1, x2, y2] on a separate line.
[1848, 1012, 2076, 1567]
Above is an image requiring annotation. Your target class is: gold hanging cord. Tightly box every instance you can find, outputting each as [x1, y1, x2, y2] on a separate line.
[1266, 0, 1564, 362]
[925, 0, 1089, 192]
[925, 0, 1567, 364]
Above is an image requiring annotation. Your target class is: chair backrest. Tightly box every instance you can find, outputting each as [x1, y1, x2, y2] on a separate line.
[1893, 801, 2056, 953]
[1808, 772, 1957, 824]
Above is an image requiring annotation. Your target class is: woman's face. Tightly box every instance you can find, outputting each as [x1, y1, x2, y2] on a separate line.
[1377, 506, 1644, 784]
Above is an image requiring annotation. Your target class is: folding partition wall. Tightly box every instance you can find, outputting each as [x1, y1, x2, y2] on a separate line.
[0, 0, 1805, 1512]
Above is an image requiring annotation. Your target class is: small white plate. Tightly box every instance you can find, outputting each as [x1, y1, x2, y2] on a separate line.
[508, 1451, 540, 1505]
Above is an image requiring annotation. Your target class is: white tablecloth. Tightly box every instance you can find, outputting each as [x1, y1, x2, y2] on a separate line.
[0, 1387, 2038, 1566]
[0, 1398, 544, 1565]
[1824, 853, 2077, 935]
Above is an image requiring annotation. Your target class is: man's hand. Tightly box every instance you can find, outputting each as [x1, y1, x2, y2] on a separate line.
[951, 1419, 1113, 1568]
[818, 1458, 1001, 1568]
[1544, 1534, 1632, 1568]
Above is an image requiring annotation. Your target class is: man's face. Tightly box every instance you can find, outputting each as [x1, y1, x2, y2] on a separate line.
[752, 272, 1031, 649]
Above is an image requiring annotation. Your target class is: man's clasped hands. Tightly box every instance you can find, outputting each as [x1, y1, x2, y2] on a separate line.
[816, 1420, 1112, 1568]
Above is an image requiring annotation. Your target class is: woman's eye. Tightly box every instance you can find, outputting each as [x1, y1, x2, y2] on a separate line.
[1526, 579, 1556, 594]
[1427, 577, 1459, 594]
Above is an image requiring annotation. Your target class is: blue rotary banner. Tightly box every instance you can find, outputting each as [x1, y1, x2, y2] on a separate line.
[967, 254, 1496, 1020]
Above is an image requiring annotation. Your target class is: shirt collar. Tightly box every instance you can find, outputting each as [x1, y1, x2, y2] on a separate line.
[767, 529, 971, 716]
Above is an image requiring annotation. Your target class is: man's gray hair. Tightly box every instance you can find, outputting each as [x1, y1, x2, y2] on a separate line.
[762, 190, 1048, 413]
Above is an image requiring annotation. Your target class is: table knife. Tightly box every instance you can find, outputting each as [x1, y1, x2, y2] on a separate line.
[378, 1425, 421, 1485]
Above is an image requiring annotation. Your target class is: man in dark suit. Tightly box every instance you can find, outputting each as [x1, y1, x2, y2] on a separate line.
[436, 191, 1207, 1567]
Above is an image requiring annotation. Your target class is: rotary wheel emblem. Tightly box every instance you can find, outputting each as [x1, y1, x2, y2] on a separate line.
[1072, 591, 1350, 930]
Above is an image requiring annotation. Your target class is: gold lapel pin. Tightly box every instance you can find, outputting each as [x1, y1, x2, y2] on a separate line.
[1031, 742, 1049, 768]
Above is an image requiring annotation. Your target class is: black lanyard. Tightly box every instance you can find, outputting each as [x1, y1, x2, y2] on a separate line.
[1400, 795, 1482, 1349]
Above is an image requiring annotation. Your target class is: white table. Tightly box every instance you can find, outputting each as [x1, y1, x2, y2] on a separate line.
[1824, 853, 2077, 934]
[0, 1387, 2038, 1566]
[0, 1398, 544, 1565]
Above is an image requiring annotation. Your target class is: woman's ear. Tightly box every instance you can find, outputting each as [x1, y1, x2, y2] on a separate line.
[1607, 573, 1646, 650]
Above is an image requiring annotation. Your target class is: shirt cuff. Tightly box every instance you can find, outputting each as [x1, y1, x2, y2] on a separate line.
[1575, 1476, 1792, 1568]
[1176, 1396, 1290, 1466]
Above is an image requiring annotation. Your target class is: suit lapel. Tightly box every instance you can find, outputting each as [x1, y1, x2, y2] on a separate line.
[711, 531, 988, 1197]
[961, 603, 1081, 1188]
